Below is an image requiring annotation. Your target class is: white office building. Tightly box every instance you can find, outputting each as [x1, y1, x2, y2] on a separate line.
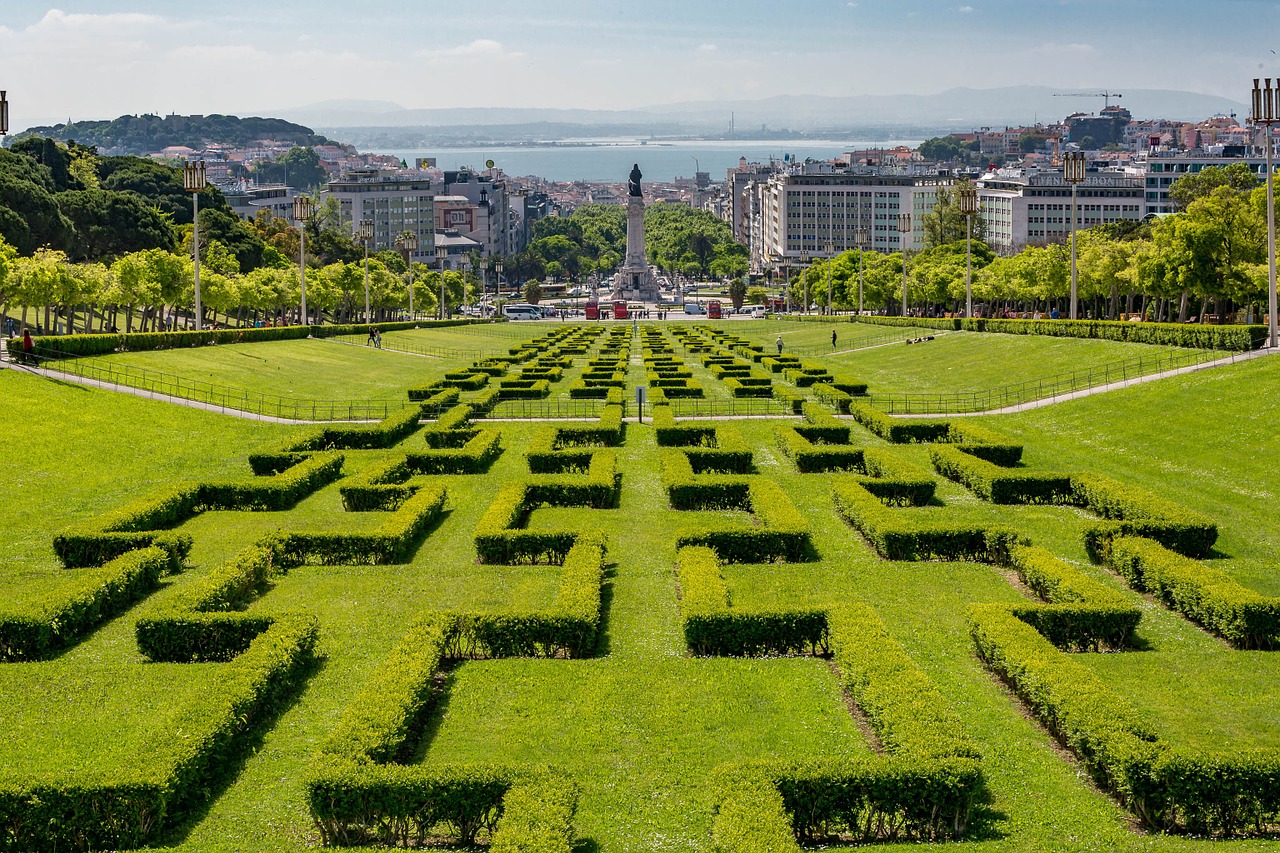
[322, 169, 436, 264]
[978, 169, 1145, 255]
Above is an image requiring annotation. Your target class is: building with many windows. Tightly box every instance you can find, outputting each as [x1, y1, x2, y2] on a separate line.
[1134, 149, 1272, 215]
[977, 168, 1145, 254]
[747, 170, 953, 273]
[322, 169, 435, 264]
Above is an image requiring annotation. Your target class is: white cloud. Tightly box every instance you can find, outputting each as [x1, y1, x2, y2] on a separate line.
[697, 43, 718, 53]
[418, 38, 523, 60]
[958, 5, 975, 12]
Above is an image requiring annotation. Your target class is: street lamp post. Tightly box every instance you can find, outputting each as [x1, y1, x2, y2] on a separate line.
[824, 240, 835, 316]
[1254, 78, 1279, 349]
[855, 226, 868, 315]
[183, 160, 207, 330]
[479, 257, 489, 314]
[799, 250, 811, 315]
[293, 196, 313, 326]
[1063, 151, 1086, 321]
[0, 91, 9, 138]
[357, 219, 373, 324]
[495, 262, 504, 317]
[436, 245, 449, 320]
[897, 212, 912, 316]
[396, 233, 419, 320]
[956, 181, 978, 319]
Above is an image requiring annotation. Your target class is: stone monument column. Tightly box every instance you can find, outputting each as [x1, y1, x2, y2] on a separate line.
[612, 163, 657, 301]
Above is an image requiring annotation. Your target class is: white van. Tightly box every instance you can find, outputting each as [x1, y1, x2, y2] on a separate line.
[503, 304, 542, 321]
[749, 305, 766, 318]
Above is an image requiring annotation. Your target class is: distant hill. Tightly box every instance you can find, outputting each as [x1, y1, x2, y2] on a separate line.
[9, 114, 341, 155]
[272, 86, 1246, 137]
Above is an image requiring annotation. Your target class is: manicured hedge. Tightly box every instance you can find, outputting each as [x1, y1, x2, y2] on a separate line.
[674, 480, 811, 563]
[54, 454, 343, 568]
[0, 615, 317, 852]
[723, 377, 774, 398]
[834, 480, 1023, 563]
[969, 603, 1280, 835]
[474, 459, 613, 564]
[456, 533, 607, 659]
[850, 403, 951, 443]
[677, 546, 828, 656]
[855, 315, 1266, 351]
[0, 546, 168, 661]
[278, 483, 447, 565]
[262, 405, 424, 456]
[1072, 472, 1218, 560]
[22, 319, 489, 360]
[1106, 536, 1280, 649]
[929, 445, 1073, 504]
[1005, 545, 1141, 651]
[774, 426, 863, 473]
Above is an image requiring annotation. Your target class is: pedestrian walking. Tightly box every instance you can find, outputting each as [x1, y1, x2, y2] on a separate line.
[21, 328, 34, 365]
[776, 336, 783, 354]
[831, 329, 837, 349]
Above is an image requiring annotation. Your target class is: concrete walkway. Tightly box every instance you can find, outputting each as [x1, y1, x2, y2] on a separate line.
[892, 345, 1279, 418]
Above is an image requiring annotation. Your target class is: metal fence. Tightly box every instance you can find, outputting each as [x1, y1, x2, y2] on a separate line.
[327, 335, 498, 361]
[862, 346, 1229, 414]
[31, 350, 410, 421]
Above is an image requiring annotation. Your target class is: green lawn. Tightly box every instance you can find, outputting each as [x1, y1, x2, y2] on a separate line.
[2, 333, 1280, 852]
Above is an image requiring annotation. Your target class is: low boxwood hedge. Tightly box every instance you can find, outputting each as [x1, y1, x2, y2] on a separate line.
[833, 480, 1024, 563]
[1106, 536, 1280, 649]
[929, 445, 1073, 504]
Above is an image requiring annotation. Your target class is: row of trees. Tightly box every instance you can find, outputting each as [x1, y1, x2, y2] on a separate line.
[0, 238, 475, 335]
[789, 165, 1272, 322]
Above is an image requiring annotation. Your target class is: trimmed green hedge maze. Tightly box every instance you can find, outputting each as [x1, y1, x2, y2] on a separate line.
[5, 323, 1280, 851]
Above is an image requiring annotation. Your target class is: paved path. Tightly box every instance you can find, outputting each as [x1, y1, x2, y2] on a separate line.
[893, 345, 1279, 418]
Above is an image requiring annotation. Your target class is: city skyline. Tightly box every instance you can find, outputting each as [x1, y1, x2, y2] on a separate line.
[1, 1, 1277, 132]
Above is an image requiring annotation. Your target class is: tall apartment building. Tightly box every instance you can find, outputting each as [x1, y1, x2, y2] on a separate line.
[1135, 149, 1272, 215]
[322, 169, 436, 264]
[747, 171, 952, 272]
[977, 169, 1144, 254]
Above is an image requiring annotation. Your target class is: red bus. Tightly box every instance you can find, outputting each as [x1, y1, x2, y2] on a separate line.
[612, 300, 628, 320]
[707, 300, 723, 319]
[585, 302, 600, 320]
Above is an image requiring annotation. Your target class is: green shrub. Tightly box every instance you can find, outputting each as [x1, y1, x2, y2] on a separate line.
[850, 404, 950, 443]
[834, 480, 1023, 563]
[1005, 545, 1141, 651]
[774, 426, 863, 473]
[0, 547, 168, 661]
[855, 315, 1266, 351]
[1106, 537, 1280, 649]
[0, 615, 316, 851]
[677, 546, 828, 656]
[279, 484, 447, 565]
[674, 480, 811, 563]
[929, 445, 1073, 504]
[1072, 473, 1218, 560]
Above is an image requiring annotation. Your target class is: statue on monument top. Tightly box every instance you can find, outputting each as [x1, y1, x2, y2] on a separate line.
[628, 163, 643, 198]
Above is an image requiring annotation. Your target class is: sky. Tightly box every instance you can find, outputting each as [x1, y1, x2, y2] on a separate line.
[1, 1, 1277, 130]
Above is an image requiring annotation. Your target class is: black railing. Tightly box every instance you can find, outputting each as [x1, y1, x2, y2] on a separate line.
[27, 348, 409, 421]
[859, 346, 1230, 414]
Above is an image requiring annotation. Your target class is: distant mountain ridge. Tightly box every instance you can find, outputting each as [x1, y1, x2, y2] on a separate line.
[276, 86, 1246, 135]
[9, 114, 341, 155]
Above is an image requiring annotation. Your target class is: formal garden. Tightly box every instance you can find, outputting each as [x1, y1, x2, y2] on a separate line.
[1, 317, 1278, 853]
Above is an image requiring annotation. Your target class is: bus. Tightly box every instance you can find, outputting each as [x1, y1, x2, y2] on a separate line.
[612, 301, 628, 320]
[585, 301, 600, 320]
[707, 300, 723, 319]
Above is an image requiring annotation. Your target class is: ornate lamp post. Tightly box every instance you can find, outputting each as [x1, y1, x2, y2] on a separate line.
[1253, 78, 1279, 348]
[855, 225, 869, 315]
[956, 181, 978, 319]
[824, 240, 834, 316]
[357, 219, 373, 323]
[799, 250, 811, 314]
[479, 256, 489, 312]
[897, 212, 912, 316]
[396, 233, 419, 319]
[293, 196, 312, 325]
[435, 244, 449, 320]
[1063, 151, 1086, 321]
[183, 160, 207, 330]
[495, 262, 504, 316]
[0, 91, 9, 138]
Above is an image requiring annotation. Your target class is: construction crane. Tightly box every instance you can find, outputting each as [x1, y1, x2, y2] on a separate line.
[1054, 91, 1124, 108]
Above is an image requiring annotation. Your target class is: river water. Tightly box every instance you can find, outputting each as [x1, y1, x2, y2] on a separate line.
[369, 138, 923, 183]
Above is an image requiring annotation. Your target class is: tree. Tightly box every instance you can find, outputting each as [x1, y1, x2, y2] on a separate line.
[746, 285, 768, 305]
[1168, 162, 1260, 211]
[727, 276, 747, 310]
[56, 189, 176, 261]
[523, 280, 544, 305]
[250, 146, 329, 190]
[922, 183, 987, 248]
